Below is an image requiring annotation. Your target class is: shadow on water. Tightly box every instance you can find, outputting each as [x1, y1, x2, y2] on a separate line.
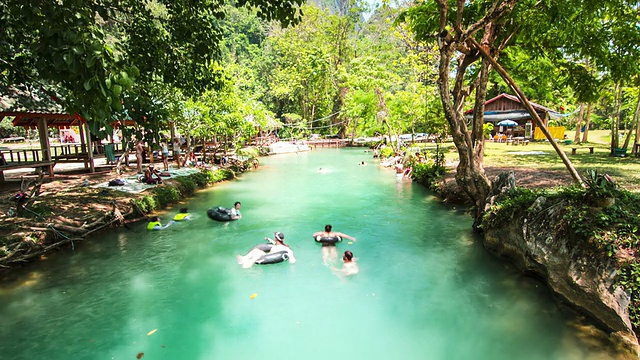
[0, 148, 633, 360]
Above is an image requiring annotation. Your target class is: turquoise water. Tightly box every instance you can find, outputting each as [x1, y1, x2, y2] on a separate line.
[0, 148, 620, 359]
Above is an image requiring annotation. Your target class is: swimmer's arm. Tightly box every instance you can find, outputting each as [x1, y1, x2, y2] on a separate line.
[287, 250, 296, 264]
[337, 232, 356, 241]
[312, 231, 323, 237]
[158, 221, 175, 230]
[264, 237, 275, 244]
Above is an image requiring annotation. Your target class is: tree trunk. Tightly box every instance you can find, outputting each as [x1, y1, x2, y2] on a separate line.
[582, 103, 593, 143]
[435, 39, 491, 226]
[469, 37, 583, 185]
[610, 83, 622, 154]
[573, 103, 584, 144]
[624, 89, 640, 150]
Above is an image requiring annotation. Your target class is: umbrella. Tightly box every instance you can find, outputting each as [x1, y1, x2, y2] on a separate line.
[497, 119, 518, 127]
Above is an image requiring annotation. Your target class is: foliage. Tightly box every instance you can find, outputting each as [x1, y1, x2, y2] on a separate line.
[481, 188, 543, 229]
[379, 146, 394, 158]
[174, 177, 197, 196]
[1, 0, 303, 128]
[134, 195, 157, 214]
[153, 186, 181, 208]
[483, 123, 494, 139]
[583, 169, 618, 200]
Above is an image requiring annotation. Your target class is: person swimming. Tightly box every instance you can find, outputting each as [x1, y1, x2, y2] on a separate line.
[147, 216, 174, 230]
[332, 250, 359, 277]
[312, 224, 356, 264]
[173, 208, 191, 221]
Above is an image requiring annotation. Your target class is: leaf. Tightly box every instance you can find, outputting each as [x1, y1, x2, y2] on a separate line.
[83, 79, 92, 91]
[63, 53, 73, 65]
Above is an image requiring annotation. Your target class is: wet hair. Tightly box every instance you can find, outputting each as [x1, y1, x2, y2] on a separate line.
[234, 201, 241, 206]
[274, 232, 285, 241]
[180, 208, 188, 213]
[343, 251, 354, 261]
[324, 224, 332, 232]
[151, 216, 159, 222]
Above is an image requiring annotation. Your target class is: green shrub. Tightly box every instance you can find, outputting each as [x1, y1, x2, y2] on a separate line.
[154, 186, 181, 208]
[379, 146, 394, 158]
[134, 195, 157, 213]
[175, 177, 197, 195]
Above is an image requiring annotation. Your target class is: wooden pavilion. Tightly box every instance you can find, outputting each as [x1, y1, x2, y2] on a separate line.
[0, 86, 97, 181]
[465, 93, 563, 140]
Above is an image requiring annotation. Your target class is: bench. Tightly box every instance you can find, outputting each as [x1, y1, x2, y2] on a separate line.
[53, 153, 90, 163]
[0, 161, 55, 181]
[570, 147, 595, 155]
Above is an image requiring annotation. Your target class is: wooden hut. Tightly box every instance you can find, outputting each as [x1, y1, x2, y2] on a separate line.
[0, 86, 97, 180]
[465, 93, 563, 140]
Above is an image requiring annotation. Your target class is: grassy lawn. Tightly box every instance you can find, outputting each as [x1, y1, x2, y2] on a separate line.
[429, 130, 640, 191]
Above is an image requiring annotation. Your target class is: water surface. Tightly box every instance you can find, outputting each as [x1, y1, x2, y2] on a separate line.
[0, 148, 620, 359]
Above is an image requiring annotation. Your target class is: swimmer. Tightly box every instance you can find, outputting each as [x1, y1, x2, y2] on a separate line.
[359, 161, 366, 166]
[147, 216, 174, 230]
[332, 250, 359, 277]
[229, 201, 242, 220]
[236, 232, 296, 269]
[173, 208, 191, 221]
[312, 224, 357, 264]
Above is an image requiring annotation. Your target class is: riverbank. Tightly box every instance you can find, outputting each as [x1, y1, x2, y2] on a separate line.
[0, 160, 252, 272]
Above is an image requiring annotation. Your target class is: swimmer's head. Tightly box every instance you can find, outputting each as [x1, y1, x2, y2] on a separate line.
[180, 208, 188, 213]
[324, 224, 332, 232]
[343, 251, 354, 261]
[150, 216, 160, 222]
[274, 232, 285, 242]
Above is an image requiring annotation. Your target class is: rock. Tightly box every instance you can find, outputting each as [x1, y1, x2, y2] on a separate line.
[483, 194, 640, 356]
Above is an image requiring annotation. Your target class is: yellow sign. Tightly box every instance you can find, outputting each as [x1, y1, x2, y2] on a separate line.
[534, 126, 565, 140]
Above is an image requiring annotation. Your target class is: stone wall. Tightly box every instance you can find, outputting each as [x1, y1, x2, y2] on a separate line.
[482, 192, 639, 356]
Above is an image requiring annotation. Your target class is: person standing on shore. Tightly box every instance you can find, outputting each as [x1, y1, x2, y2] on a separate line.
[136, 140, 144, 174]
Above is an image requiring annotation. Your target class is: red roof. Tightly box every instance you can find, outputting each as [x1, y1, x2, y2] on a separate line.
[464, 93, 557, 115]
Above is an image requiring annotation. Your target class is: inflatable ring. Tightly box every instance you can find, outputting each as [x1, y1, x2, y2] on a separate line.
[207, 206, 235, 222]
[314, 235, 342, 245]
[255, 251, 289, 265]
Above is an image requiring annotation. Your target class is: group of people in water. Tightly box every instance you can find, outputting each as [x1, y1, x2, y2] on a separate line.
[147, 203, 358, 277]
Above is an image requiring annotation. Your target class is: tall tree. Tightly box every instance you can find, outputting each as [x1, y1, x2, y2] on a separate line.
[0, 0, 303, 130]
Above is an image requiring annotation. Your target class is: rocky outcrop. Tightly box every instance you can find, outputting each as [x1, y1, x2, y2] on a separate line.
[482, 174, 639, 357]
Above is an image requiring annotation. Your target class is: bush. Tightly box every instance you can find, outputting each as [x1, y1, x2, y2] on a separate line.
[175, 177, 197, 196]
[154, 186, 181, 208]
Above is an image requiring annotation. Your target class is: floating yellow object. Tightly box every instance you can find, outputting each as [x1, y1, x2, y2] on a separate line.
[347, 242, 353, 245]
[250, 293, 258, 299]
[147, 329, 158, 336]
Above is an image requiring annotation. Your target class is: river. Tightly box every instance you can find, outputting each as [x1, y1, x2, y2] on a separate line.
[0, 148, 621, 359]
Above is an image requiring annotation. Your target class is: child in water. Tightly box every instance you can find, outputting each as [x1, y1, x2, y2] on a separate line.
[147, 216, 174, 230]
[173, 208, 191, 221]
[332, 250, 359, 277]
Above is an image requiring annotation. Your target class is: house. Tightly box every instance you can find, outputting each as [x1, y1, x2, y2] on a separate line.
[465, 93, 564, 139]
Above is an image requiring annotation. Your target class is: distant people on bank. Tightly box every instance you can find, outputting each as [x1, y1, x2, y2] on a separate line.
[236, 232, 296, 268]
[173, 208, 191, 221]
[313, 224, 357, 264]
[147, 216, 174, 230]
[173, 138, 182, 169]
[136, 140, 144, 173]
[331, 250, 359, 277]
[142, 165, 162, 184]
[161, 140, 170, 171]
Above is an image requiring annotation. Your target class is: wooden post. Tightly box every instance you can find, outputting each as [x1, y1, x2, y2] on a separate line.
[468, 37, 584, 186]
[82, 122, 95, 172]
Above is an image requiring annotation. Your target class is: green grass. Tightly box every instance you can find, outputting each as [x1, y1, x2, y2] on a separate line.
[434, 130, 640, 191]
